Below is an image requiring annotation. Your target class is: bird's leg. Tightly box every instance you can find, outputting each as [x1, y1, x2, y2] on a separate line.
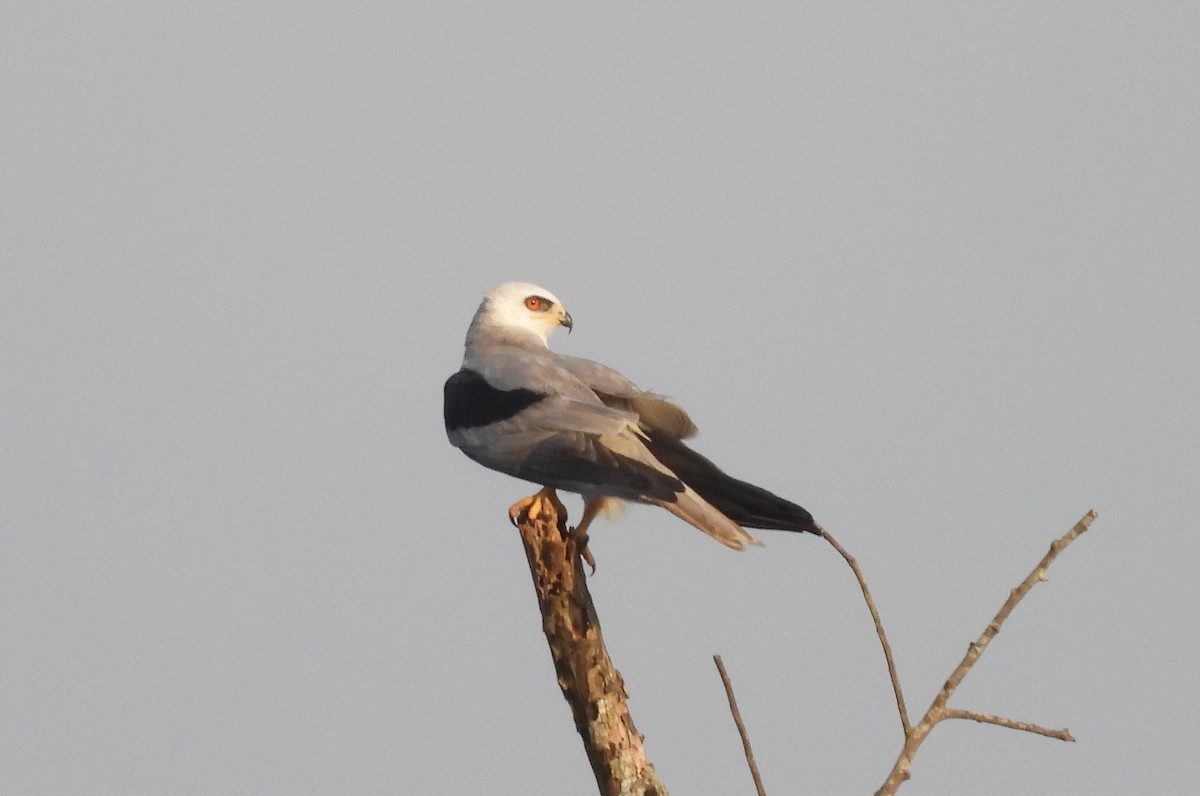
[508, 486, 567, 527]
[570, 497, 606, 572]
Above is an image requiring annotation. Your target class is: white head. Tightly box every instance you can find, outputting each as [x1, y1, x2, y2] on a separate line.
[466, 282, 573, 348]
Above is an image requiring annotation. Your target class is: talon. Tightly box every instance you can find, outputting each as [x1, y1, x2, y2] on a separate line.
[568, 496, 607, 573]
[508, 495, 536, 526]
[575, 532, 596, 573]
[508, 486, 563, 527]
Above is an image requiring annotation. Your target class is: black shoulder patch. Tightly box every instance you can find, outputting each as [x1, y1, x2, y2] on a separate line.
[444, 369, 546, 432]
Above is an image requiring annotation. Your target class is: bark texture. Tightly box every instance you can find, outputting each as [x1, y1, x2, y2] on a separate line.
[515, 497, 667, 796]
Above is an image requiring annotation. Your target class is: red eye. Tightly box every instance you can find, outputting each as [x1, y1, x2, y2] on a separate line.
[525, 296, 546, 311]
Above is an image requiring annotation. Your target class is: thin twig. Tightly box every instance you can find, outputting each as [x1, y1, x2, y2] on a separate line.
[943, 709, 1074, 742]
[818, 525, 910, 734]
[876, 509, 1096, 795]
[713, 655, 766, 796]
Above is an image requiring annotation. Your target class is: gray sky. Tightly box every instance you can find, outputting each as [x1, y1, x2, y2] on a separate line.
[3, 5, 1196, 794]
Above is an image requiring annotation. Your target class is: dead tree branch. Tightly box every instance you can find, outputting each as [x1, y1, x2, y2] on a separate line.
[713, 655, 767, 796]
[875, 509, 1096, 795]
[508, 485, 1091, 794]
[512, 491, 668, 796]
[942, 709, 1075, 742]
[818, 526, 910, 734]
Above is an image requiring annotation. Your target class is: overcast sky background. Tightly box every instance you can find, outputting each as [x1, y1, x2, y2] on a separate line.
[3, 5, 1197, 795]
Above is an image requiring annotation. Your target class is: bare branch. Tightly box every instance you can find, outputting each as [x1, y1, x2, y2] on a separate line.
[876, 509, 1097, 795]
[713, 655, 767, 796]
[513, 490, 668, 796]
[818, 525, 910, 734]
[943, 709, 1075, 742]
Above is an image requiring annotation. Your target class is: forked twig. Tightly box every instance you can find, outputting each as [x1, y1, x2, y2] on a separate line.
[713, 655, 766, 796]
[875, 510, 1096, 795]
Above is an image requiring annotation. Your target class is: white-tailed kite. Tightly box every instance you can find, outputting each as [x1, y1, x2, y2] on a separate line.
[443, 282, 818, 550]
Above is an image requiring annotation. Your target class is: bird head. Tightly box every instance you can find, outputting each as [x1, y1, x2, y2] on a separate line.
[470, 282, 573, 347]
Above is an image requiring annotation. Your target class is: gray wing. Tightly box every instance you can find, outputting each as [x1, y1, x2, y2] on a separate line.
[538, 353, 817, 536]
[451, 389, 686, 502]
[449, 347, 683, 499]
[553, 354, 699, 439]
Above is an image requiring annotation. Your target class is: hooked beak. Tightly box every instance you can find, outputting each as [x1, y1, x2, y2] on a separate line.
[559, 311, 573, 333]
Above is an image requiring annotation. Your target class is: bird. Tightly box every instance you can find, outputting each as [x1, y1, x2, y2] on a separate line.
[443, 281, 819, 550]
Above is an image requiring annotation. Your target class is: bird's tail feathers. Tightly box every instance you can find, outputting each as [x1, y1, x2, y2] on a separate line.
[644, 434, 818, 535]
[652, 487, 762, 551]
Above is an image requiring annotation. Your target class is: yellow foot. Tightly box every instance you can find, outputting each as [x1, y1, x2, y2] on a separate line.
[508, 486, 565, 526]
